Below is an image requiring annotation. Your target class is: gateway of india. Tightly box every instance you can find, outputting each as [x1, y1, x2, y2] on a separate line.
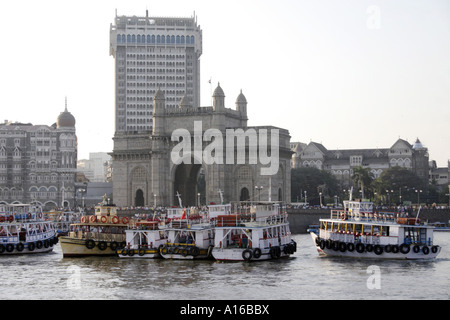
[109, 12, 292, 207]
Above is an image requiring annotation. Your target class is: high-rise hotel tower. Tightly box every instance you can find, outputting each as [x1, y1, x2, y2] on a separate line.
[109, 10, 202, 133]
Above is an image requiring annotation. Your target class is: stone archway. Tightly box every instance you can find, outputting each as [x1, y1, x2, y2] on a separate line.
[240, 187, 250, 201]
[173, 162, 203, 207]
[135, 189, 144, 207]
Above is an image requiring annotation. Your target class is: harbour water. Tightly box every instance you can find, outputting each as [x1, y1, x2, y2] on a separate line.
[1, 233, 449, 301]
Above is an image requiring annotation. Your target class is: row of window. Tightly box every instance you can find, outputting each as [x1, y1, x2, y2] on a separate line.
[117, 34, 195, 45]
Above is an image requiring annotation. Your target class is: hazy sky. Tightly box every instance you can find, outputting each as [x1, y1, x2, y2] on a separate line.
[1, 0, 449, 166]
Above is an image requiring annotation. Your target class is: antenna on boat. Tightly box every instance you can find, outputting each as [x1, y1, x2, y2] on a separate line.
[176, 191, 183, 208]
[218, 189, 224, 204]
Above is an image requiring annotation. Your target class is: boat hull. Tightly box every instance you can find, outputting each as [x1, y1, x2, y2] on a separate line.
[310, 232, 440, 260]
[159, 244, 213, 260]
[117, 247, 161, 259]
[212, 247, 290, 262]
[59, 237, 121, 257]
[0, 242, 55, 255]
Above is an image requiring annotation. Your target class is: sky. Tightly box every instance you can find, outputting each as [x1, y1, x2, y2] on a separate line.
[1, 0, 449, 166]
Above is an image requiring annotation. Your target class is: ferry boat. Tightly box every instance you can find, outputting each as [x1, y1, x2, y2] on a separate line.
[0, 203, 57, 255]
[310, 199, 441, 260]
[159, 206, 215, 260]
[59, 196, 131, 257]
[117, 220, 167, 258]
[212, 202, 297, 262]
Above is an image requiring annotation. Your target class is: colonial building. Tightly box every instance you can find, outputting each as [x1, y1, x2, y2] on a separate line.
[0, 104, 77, 209]
[111, 84, 292, 207]
[291, 138, 429, 187]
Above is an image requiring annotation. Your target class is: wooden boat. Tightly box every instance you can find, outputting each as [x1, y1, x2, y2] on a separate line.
[59, 196, 131, 257]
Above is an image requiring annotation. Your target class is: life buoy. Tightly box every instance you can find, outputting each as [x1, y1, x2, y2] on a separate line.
[191, 246, 200, 257]
[253, 248, 262, 259]
[347, 242, 355, 252]
[89, 215, 97, 223]
[28, 242, 36, 251]
[319, 239, 326, 250]
[121, 217, 129, 224]
[27, 213, 32, 220]
[98, 241, 107, 251]
[100, 216, 107, 223]
[81, 216, 88, 223]
[356, 243, 365, 253]
[374, 245, 383, 255]
[112, 216, 119, 224]
[16, 242, 24, 252]
[400, 243, 410, 254]
[242, 249, 253, 261]
[341, 213, 347, 221]
[85, 239, 96, 249]
[110, 241, 118, 251]
[38, 213, 43, 219]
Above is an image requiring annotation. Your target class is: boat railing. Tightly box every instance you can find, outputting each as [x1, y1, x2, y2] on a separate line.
[68, 231, 125, 242]
[330, 210, 397, 224]
[214, 212, 288, 228]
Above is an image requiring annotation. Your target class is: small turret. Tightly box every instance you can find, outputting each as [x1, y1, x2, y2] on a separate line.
[235, 89, 247, 115]
[212, 82, 225, 111]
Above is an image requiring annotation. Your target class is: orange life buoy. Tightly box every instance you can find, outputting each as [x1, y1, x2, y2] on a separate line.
[89, 215, 97, 223]
[341, 213, 347, 221]
[100, 216, 107, 223]
[112, 216, 119, 224]
[121, 217, 129, 224]
[81, 216, 87, 223]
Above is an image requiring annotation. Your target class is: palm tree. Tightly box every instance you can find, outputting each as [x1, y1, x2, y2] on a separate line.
[351, 166, 374, 199]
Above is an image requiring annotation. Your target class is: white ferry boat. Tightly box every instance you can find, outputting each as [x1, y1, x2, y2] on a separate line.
[117, 220, 167, 258]
[310, 199, 441, 260]
[59, 196, 132, 257]
[0, 203, 57, 255]
[212, 202, 297, 262]
[159, 206, 215, 260]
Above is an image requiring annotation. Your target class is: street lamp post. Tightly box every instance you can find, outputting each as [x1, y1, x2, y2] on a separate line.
[415, 189, 422, 207]
[255, 186, 263, 201]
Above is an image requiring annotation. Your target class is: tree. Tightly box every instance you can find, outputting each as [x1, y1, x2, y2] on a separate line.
[291, 167, 339, 205]
[376, 167, 427, 204]
[351, 166, 374, 199]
